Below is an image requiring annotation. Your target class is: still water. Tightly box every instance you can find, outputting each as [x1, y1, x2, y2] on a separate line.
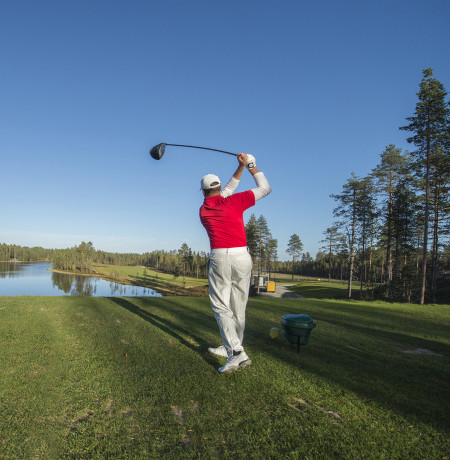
[0, 262, 162, 297]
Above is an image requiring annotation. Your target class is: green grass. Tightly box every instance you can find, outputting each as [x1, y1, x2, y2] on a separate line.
[1, 296, 449, 459]
[290, 280, 352, 299]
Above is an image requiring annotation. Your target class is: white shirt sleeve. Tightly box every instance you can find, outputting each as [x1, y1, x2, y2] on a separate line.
[220, 176, 240, 198]
[251, 172, 272, 201]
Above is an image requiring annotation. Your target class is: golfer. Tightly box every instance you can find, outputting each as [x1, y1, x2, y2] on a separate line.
[200, 153, 271, 373]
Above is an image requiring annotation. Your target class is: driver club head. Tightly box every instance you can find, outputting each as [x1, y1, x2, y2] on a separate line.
[150, 143, 166, 160]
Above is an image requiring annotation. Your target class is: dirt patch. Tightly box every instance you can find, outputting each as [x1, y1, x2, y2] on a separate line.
[289, 398, 342, 423]
[325, 410, 342, 421]
[67, 410, 94, 437]
[190, 401, 201, 412]
[294, 398, 310, 406]
[121, 408, 134, 417]
[401, 348, 445, 357]
[171, 406, 186, 422]
[104, 399, 114, 414]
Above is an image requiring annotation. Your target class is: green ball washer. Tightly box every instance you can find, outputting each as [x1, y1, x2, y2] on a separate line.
[281, 314, 316, 352]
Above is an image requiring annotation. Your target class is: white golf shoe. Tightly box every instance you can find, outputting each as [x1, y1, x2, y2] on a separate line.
[207, 345, 228, 358]
[218, 351, 251, 373]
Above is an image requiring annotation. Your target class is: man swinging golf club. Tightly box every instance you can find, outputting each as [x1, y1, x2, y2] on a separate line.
[200, 152, 271, 373]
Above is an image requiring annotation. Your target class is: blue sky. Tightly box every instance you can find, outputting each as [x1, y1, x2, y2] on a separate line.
[1, 0, 449, 259]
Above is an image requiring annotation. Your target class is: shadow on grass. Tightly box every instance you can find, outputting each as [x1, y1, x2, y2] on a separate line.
[109, 297, 217, 369]
[246, 299, 450, 432]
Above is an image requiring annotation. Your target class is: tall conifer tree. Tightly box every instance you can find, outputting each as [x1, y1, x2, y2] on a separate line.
[286, 234, 303, 280]
[400, 68, 450, 304]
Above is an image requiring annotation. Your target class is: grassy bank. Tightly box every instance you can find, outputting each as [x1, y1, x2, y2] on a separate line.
[1, 296, 449, 458]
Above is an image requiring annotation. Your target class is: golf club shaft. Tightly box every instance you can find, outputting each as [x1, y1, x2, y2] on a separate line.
[165, 143, 238, 156]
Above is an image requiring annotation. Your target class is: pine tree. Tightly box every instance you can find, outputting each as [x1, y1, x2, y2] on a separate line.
[371, 145, 410, 283]
[321, 226, 342, 282]
[245, 214, 259, 260]
[355, 176, 378, 299]
[331, 173, 361, 299]
[390, 179, 419, 302]
[286, 234, 303, 280]
[256, 215, 272, 273]
[178, 243, 192, 281]
[246, 214, 276, 293]
[400, 68, 450, 304]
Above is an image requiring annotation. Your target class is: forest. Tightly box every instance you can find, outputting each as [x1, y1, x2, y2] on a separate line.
[324, 68, 449, 304]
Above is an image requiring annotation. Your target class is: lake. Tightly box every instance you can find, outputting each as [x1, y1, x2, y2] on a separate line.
[0, 262, 162, 297]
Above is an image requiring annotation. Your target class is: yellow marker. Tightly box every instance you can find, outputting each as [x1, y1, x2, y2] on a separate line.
[270, 327, 279, 338]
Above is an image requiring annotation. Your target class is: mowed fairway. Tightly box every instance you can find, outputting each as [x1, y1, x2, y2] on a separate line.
[1, 296, 449, 459]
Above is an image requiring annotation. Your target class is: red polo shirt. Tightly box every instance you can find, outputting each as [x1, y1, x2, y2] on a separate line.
[200, 191, 255, 249]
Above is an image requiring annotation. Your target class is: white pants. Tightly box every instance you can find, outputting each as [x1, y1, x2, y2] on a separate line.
[208, 247, 252, 357]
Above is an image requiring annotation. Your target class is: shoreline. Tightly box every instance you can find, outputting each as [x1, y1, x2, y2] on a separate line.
[48, 267, 102, 278]
[47, 266, 208, 297]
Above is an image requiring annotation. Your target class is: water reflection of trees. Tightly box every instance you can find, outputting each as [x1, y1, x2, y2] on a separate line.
[52, 273, 97, 296]
[51, 271, 161, 297]
[52, 272, 73, 293]
[0, 262, 28, 279]
[107, 282, 158, 297]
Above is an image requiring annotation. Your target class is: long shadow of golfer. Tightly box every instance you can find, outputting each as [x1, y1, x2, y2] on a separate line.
[109, 297, 217, 369]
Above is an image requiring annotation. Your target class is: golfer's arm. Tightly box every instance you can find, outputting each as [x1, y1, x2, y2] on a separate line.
[221, 164, 245, 197]
[221, 177, 239, 197]
[250, 170, 271, 201]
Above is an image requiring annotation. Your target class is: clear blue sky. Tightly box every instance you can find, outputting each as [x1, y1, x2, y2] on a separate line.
[1, 0, 449, 259]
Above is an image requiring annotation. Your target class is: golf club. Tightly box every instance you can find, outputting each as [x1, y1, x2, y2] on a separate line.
[150, 143, 238, 160]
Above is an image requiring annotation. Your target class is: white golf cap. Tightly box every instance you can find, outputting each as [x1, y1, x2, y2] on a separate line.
[201, 174, 221, 190]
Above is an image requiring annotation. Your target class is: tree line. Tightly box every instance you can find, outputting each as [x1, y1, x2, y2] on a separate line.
[324, 68, 449, 304]
[0, 244, 51, 262]
[256, 68, 449, 304]
[244, 69, 449, 305]
[0, 213, 281, 284]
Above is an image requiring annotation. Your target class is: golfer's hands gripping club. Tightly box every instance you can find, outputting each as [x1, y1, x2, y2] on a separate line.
[237, 153, 256, 170]
[237, 153, 247, 167]
[245, 154, 256, 170]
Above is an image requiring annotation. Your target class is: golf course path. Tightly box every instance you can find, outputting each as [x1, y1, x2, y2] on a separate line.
[259, 285, 304, 299]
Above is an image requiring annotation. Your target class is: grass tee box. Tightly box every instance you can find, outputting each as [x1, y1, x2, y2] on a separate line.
[0, 296, 449, 459]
